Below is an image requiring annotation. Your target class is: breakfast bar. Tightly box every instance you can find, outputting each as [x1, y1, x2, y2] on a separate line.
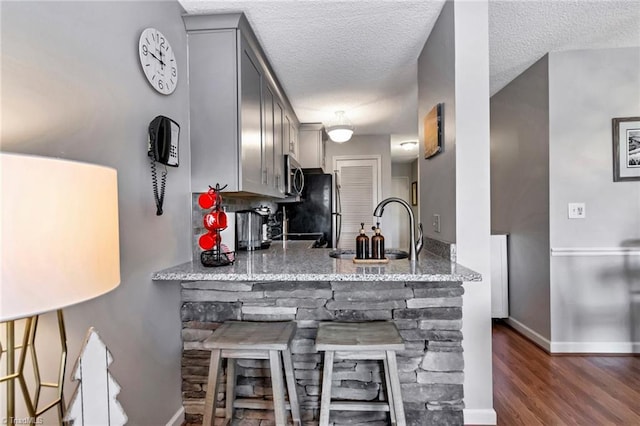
[153, 241, 481, 425]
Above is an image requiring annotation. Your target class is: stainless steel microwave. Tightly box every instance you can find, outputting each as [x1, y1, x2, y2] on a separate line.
[284, 155, 304, 196]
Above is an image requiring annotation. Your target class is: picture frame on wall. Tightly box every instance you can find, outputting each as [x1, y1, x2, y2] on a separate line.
[411, 181, 418, 206]
[613, 116, 640, 181]
[423, 103, 443, 159]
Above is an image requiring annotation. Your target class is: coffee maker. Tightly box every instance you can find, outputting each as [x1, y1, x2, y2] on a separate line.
[236, 208, 271, 251]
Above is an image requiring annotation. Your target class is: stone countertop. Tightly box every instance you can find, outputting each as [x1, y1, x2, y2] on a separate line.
[152, 241, 481, 282]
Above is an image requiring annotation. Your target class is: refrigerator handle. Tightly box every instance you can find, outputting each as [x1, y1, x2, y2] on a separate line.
[333, 170, 342, 247]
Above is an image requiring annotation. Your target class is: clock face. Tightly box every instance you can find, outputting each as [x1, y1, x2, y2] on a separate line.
[138, 28, 177, 95]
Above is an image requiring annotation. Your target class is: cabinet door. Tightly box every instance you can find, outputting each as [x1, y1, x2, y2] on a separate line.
[298, 126, 325, 170]
[187, 30, 238, 192]
[291, 121, 299, 159]
[284, 114, 291, 156]
[263, 84, 274, 187]
[240, 42, 263, 193]
[274, 101, 284, 194]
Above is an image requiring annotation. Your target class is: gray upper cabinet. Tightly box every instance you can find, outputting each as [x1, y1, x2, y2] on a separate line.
[184, 13, 298, 197]
[240, 39, 264, 193]
[283, 113, 299, 160]
[298, 123, 328, 171]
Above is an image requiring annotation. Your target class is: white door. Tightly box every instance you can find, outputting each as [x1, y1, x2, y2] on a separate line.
[390, 177, 410, 250]
[334, 157, 381, 249]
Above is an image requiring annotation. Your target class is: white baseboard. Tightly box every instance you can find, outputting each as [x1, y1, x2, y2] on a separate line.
[504, 317, 551, 352]
[166, 406, 185, 426]
[464, 408, 497, 425]
[550, 341, 640, 354]
[505, 317, 640, 354]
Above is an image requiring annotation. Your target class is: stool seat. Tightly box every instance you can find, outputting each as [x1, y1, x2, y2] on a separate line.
[205, 321, 296, 350]
[316, 321, 406, 426]
[201, 321, 301, 426]
[315, 321, 404, 351]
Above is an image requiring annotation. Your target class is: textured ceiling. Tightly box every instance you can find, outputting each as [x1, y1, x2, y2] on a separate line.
[490, 0, 640, 96]
[179, 0, 640, 162]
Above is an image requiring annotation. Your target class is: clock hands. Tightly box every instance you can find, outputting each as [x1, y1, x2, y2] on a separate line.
[149, 51, 166, 69]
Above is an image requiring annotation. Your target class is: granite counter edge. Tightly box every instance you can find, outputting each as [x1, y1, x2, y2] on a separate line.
[152, 270, 481, 283]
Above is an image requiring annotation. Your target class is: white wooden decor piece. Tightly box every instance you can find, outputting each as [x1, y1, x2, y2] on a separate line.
[65, 327, 128, 426]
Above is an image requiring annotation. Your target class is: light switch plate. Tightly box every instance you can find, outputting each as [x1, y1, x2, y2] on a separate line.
[568, 202, 586, 219]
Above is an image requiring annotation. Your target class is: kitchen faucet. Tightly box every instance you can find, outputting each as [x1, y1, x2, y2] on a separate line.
[373, 197, 424, 262]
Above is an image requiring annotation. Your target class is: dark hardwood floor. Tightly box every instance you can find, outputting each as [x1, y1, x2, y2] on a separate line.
[492, 321, 640, 425]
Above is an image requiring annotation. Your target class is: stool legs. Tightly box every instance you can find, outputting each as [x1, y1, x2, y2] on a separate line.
[282, 348, 302, 425]
[386, 351, 406, 425]
[225, 359, 237, 423]
[269, 350, 287, 425]
[383, 356, 397, 425]
[319, 350, 335, 426]
[318, 350, 406, 426]
[203, 349, 222, 426]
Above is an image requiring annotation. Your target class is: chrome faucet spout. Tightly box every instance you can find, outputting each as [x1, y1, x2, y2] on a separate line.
[373, 197, 422, 262]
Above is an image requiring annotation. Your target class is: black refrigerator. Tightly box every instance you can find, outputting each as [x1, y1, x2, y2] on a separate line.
[282, 170, 341, 248]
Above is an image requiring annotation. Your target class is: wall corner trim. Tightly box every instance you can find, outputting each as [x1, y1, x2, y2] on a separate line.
[464, 408, 497, 425]
[166, 406, 185, 426]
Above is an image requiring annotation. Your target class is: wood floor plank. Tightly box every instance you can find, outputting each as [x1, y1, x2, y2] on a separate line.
[492, 321, 640, 426]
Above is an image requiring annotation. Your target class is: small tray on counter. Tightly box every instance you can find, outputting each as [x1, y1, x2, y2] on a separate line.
[352, 257, 389, 264]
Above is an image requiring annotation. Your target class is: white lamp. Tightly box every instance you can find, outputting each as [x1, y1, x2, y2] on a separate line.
[1, 153, 120, 423]
[326, 111, 354, 143]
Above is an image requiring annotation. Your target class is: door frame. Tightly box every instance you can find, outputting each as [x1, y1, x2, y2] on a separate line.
[333, 155, 383, 248]
[332, 155, 383, 205]
[390, 175, 411, 249]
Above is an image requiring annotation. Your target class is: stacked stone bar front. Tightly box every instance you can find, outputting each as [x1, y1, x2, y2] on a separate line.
[181, 281, 464, 426]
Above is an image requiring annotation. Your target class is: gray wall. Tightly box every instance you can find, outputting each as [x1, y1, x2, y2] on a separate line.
[417, 1, 457, 243]
[549, 47, 640, 248]
[490, 55, 551, 340]
[418, 1, 494, 421]
[1, 2, 190, 424]
[391, 162, 412, 177]
[491, 46, 640, 351]
[548, 47, 640, 346]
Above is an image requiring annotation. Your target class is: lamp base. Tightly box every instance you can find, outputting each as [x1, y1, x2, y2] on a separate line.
[1, 311, 67, 425]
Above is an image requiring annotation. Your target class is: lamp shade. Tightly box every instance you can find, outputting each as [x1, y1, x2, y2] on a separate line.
[1, 153, 121, 322]
[326, 111, 354, 143]
[400, 141, 418, 151]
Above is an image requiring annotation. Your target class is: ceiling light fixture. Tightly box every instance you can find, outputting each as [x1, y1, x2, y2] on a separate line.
[400, 141, 418, 151]
[326, 111, 354, 143]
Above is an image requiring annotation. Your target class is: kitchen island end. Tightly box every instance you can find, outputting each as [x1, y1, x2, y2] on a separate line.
[153, 242, 481, 425]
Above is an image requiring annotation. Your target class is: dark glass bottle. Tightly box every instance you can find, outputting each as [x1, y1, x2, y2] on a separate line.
[355, 222, 370, 259]
[371, 223, 385, 259]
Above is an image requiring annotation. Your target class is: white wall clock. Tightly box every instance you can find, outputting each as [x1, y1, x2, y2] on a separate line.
[138, 28, 177, 95]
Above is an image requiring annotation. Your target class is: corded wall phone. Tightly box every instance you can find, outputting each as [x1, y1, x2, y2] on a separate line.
[148, 115, 180, 215]
[148, 115, 180, 166]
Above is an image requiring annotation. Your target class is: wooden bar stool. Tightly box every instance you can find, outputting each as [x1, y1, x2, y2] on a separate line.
[315, 321, 406, 426]
[202, 321, 301, 426]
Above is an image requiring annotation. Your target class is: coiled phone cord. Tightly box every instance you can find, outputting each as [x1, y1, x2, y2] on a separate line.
[150, 157, 167, 216]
